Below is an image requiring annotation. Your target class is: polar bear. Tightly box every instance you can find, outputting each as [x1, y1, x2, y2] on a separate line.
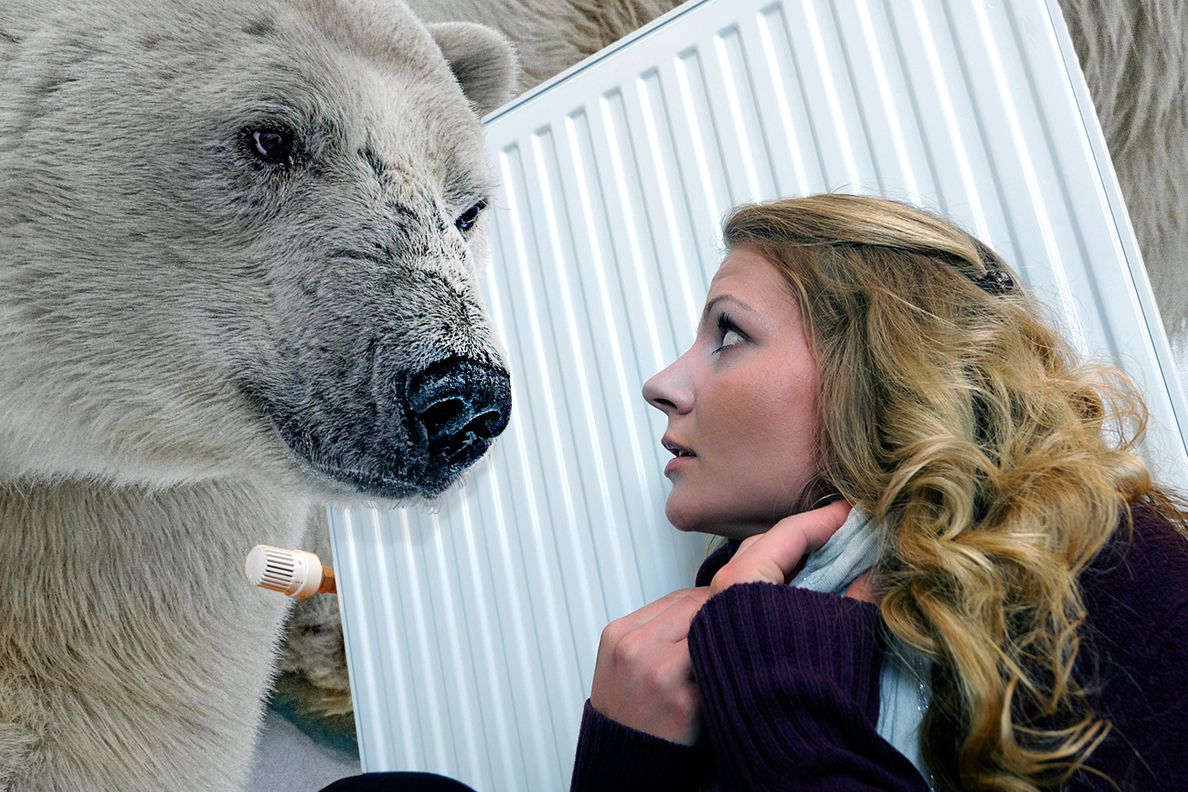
[0, 0, 516, 790]
[274, 0, 1188, 728]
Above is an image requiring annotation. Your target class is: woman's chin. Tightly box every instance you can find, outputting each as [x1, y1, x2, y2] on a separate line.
[663, 501, 695, 532]
[664, 501, 753, 540]
[663, 495, 710, 534]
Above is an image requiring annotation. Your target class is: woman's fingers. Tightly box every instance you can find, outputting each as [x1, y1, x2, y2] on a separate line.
[591, 587, 711, 745]
[591, 501, 862, 745]
[710, 500, 852, 595]
[598, 586, 710, 644]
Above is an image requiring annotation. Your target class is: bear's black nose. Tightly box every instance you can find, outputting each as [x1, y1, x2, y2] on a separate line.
[406, 356, 512, 469]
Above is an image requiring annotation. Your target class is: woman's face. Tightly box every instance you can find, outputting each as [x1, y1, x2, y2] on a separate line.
[643, 247, 821, 540]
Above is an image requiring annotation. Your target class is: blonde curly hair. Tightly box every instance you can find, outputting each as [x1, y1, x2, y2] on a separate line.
[721, 194, 1186, 791]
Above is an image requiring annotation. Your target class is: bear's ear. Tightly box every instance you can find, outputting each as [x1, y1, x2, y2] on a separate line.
[429, 22, 518, 117]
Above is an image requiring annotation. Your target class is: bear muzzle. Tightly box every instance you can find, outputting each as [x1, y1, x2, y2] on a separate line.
[246, 354, 512, 500]
[404, 356, 512, 476]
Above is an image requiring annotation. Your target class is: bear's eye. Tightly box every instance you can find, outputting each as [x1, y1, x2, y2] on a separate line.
[250, 128, 294, 164]
[455, 200, 486, 234]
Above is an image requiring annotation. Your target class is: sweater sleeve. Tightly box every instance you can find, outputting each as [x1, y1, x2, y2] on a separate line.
[1069, 507, 1188, 790]
[569, 699, 707, 792]
[687, 582, 929, 792]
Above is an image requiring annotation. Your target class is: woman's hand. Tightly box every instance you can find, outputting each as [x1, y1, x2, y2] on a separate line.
[710, 501, 870, 598]
[590, 501, 874, 746]
[590, 586, 712, 746]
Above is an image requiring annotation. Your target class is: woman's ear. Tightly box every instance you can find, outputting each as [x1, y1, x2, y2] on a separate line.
[428, 22, 519, 117]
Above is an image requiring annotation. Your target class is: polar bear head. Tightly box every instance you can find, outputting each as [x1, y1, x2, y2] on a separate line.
[0, 0, 518, 500]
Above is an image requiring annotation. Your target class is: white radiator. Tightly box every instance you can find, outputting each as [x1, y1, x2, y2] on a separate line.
[329, 0, 1188, 789]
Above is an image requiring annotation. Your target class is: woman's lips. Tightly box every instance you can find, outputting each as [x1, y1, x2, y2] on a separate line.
[662, 437, 695, 477]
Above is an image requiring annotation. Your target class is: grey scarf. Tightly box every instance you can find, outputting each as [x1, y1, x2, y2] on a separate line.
[789, 508, 935, 788]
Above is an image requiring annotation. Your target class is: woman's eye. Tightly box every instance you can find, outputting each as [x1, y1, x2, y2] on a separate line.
[710, 312, 746, 354]
[248, 128, 295, 164]
[713, 327, 744, 354]
[455, 200, 487, 233]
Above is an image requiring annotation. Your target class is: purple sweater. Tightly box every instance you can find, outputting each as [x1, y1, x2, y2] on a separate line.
[570, 506, 1188, 791]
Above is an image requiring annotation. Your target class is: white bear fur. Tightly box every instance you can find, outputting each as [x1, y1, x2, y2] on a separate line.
[406, 0, 684, 91]
[1058, 0, 1188, 363]
[0, 0, 515, 789]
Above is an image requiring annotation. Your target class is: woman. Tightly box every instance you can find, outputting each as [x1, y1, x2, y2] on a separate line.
[569, 195, 1188, 791]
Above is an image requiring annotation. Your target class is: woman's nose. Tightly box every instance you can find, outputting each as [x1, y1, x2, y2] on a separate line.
[643, 354, 693, 415]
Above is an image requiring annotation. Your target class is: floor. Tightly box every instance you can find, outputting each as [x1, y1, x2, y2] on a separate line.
[248, 701, 361, 792]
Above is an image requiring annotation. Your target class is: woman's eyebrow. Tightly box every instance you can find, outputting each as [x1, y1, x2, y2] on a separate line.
[702, 294, 756, 323]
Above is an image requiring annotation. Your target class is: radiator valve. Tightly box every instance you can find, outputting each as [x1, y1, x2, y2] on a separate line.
[245, 545, 336, 598]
